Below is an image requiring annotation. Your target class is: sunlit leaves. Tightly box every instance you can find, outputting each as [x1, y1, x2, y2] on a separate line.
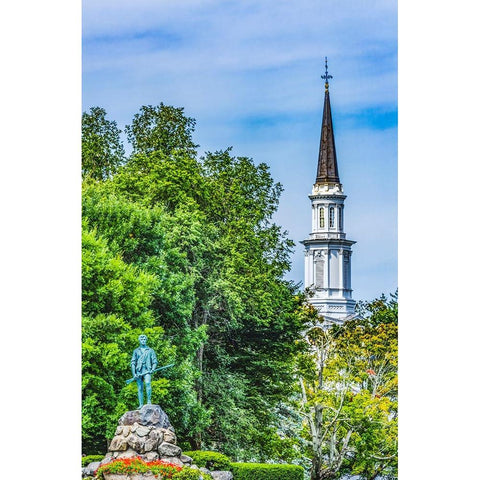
[82, 107, 125, 180]
[297, 294, 398, 479]
[125, 103, 198, 157]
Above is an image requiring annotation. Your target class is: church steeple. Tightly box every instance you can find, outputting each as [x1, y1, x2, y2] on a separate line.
[301, 58, 356, 325]
[315, 58, 340, 185]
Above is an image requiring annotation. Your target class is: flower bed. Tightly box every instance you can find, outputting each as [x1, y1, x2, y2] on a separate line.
[95, 458, 182, 479]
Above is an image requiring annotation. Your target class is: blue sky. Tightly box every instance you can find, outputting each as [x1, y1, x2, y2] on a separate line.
[82, 0, 398, 301]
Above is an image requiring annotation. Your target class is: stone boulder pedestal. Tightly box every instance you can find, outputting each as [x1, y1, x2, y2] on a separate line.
[100, 405, 188, 470]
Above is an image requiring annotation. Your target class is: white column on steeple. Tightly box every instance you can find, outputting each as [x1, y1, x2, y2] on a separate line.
[326, 204, 330, 232]
[323, 250, 328, 289]
[304, 250, 310, 288]
[311, 205, 314, 232]
[339, 248, 344, 290]
[346, 251, 351, 290]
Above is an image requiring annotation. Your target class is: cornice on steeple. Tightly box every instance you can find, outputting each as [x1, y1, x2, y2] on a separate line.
[315, 58, 340, 185]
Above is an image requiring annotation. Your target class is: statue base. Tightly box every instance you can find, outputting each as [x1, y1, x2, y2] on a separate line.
[99, 405, 193, 469]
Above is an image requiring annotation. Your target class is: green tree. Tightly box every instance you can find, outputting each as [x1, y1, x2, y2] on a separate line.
[356, 290, 398, 327]
[82, 224, 174, 453]
[82, 102, 311, 459]
[125, 103, 198, 156]
[82, 185, 212, 449]
[297, 294, 398, 480]
[82, 107, 125, 180]
[117, 117, 307, 454]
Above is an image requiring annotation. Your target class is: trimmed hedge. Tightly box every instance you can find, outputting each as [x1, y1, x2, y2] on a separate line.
[182, 450, 232, 471]
[232, 462, 304, 480]
[82, 455, 104, 467]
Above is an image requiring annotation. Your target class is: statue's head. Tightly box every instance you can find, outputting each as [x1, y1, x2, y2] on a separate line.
[138, 334, 148, 346]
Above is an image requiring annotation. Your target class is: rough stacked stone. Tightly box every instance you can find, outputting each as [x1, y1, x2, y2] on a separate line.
[100, 405, 192, 469]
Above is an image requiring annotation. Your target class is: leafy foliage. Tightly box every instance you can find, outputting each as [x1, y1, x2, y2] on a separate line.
[232, 462, 304, 480]
[82, 455, 104, 468]
[174, 468, 213, 480]
[125, 103, 198, 156]
[182, 451, 232, 471]
[81, 222, 179, 453]
[355, 290, 398, 327]
[82, 107, 125, 180]
[297, 294, 398, 480]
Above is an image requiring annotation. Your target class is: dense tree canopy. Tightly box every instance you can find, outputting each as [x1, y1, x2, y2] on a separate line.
[82, 103, 310, 458]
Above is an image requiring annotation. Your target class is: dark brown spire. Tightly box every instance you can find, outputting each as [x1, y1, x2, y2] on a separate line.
[316, 58, 340, 185]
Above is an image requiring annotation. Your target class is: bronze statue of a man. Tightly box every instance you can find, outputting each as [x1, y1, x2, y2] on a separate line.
[131, 334, 158, 408]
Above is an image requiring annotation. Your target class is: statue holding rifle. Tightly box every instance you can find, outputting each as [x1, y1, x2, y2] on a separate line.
[128, 334, 174, 409]
[130, 334, 157, 408]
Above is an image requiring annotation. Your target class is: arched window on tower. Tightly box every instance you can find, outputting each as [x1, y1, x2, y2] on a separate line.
[319, 207, 325, 228]
[329, 207, 335, 228]
[339, 207, 343, 230]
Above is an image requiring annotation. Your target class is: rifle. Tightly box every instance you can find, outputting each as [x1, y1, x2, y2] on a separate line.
[126, 363, 175, 385]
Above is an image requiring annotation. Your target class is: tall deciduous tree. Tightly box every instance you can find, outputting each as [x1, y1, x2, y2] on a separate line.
[82, 107, 125, 180]
[297, 294, 398, 480]
[108, 104, 309, 455]
[82, 102, 311, 459]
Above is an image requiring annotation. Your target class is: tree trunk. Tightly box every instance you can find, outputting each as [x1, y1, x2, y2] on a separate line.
[311, 456, 322, 480]
[310, 458, 336, 480]
[188, 436, 201, 451]
[368, 466, 383, 480]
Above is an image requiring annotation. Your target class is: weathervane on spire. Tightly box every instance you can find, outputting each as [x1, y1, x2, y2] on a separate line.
[321, 57, 333, 91]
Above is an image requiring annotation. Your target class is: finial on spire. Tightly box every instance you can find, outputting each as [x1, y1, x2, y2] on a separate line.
[321, 57, 333, 91]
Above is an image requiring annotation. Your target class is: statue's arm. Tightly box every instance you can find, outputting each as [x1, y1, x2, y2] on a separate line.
[130, 350, 137, 377]
[151, 349, 158, 372]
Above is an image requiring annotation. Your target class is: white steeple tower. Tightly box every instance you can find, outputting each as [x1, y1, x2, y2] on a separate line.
[301, 59, 356, 323]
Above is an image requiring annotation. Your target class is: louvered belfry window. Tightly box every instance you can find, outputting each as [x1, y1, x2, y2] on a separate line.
[329, 207, 335, 228]
[319, 207, 325, 228]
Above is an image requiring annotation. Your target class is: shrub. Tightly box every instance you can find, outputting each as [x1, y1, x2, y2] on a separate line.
[182, 450, 232, 471]
[173, 467, 213, 479]
[232, 462, 304, 480]
[82, 455, 104, 467]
